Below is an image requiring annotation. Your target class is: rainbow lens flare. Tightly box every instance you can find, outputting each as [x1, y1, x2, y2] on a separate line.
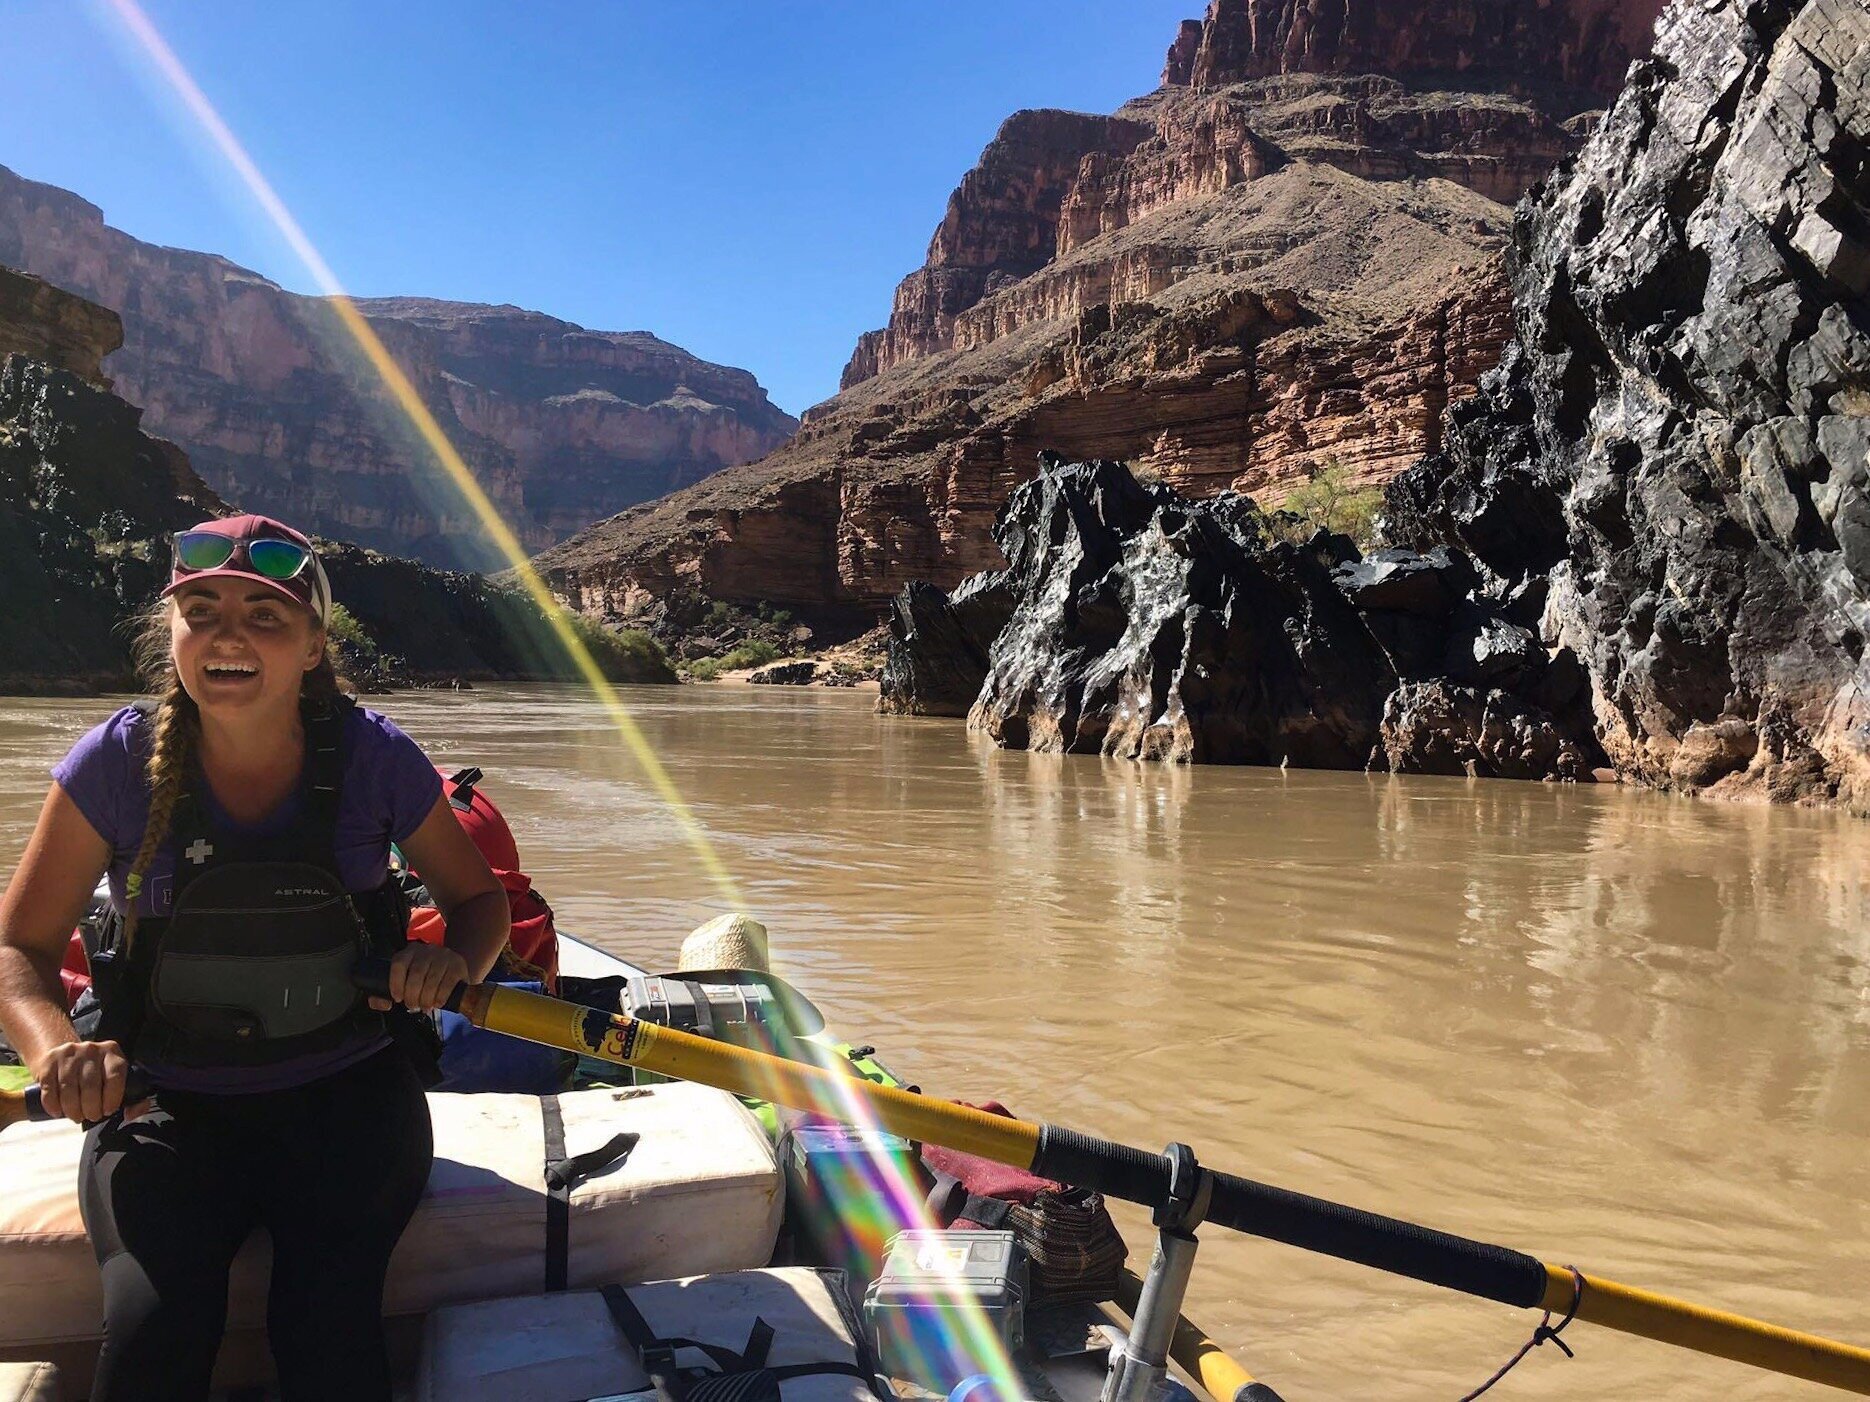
[102, 6, 1041, 1396]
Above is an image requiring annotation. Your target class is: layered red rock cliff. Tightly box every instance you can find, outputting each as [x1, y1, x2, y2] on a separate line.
[1166, 0, 1663, 98]
[534, 0, 1667, 620]
[0, 165, 796, 568]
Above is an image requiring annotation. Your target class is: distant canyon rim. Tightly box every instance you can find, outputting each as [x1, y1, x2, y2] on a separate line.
[533, 0, 1672, 621]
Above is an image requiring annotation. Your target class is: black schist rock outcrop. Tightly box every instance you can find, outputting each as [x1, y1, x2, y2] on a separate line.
[0, 267, 221, 691]
[0, 355, 216, 690]
[886, 0, 1870, 806]
[880, 455, 1600, 780]
[1385, 0, 1870, 805]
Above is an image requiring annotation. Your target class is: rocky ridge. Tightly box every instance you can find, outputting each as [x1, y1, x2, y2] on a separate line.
[879, 456, 1598, 782]
[1385, 0, 1870, 806]
[0, 165, 795, 569]
[536, 0, 1665, 623]
[885, 0, 1870, 810]
[0, 265, 672, 693]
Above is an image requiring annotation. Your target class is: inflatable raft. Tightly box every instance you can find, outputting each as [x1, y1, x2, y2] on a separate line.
[0, 932, 1259, 1402]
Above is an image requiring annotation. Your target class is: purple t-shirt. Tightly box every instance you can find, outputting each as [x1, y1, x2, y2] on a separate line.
[52, 703, 444, 1092]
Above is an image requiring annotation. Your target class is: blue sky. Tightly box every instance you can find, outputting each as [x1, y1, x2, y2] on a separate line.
[1, 1, 1197, 416]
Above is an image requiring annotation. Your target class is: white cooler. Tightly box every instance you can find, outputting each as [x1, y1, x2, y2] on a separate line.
[416, 1266, 887, 1402]
[0, 1081, 782, 1347]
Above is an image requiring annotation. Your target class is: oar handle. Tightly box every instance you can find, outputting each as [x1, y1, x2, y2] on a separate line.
[1032, 1127, 1870, 1392]
[351, 955, 466, 1013]
[2, 1066, 154, 1127]
[1035, 1127, 1547, 1308]
[433, 975, 1870, 1393]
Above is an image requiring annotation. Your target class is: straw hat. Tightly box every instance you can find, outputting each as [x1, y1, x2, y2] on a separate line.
[675, 913, 770, 974]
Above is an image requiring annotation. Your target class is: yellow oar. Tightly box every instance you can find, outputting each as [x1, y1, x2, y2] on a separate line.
[405, 972, 1870, 1395]
[1114, 1268, 1280, 1402]
[8, 970, 1867, 1396]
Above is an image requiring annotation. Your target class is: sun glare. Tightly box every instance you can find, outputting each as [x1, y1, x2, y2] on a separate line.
[98, 4, 1033, 1395]
[100, 0, 744, 912]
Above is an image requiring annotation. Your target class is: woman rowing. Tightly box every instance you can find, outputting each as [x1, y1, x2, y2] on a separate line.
[0, 515, 510, 1401]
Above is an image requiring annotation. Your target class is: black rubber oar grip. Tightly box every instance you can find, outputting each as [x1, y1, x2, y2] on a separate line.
[1034, 1126, 1548, 1310]
[21, 1066, 154, 1123]
[349, 956, 466, 1014]
[351, 956, 396, 1002]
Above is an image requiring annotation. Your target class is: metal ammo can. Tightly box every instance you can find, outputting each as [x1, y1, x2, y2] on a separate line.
[622, 974, 788, 1048]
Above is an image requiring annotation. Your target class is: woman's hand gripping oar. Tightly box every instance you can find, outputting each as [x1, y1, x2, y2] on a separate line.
[0, 1066, 153, 1129]
[346, 960, 1870, 1395]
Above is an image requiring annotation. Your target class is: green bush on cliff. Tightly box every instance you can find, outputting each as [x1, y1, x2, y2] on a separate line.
[561, 612, 676, 683]
[687, 639, 781, 681]
[326, 603, 379, 664]
[1262, 464, 1383, 547]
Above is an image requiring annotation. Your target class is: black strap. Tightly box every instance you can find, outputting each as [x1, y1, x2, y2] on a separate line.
[602, 1284, 685, 1402]
[543, 1097, 637, 1292]
[960, 1191, 1011, 1229]
[652, 1324, 777, 1376]
[543, 1094, 569, 1292]
[738, 1319, 776, 1371]
[547, 1132, 638, 1192]
[302, 697, 347, 848]
[167, 786, 210, 884]
[598, 1287, 871, 1402]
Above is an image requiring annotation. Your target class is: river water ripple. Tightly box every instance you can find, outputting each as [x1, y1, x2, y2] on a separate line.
[3, 684, 1866, 1399]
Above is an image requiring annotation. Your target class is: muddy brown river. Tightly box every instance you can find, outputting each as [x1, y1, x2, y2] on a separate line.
[3, 684, 1866, 1399]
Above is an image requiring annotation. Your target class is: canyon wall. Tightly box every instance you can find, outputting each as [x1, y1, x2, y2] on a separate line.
[537, 0, 1667, 622]
[0, 165, 795, 569]
[871, 0, 1870, 813]
[0, 265, 669, 691]
[1384, 0, 1870, 805]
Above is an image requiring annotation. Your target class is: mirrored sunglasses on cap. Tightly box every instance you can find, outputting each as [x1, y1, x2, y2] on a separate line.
[172, 530, 312, 582]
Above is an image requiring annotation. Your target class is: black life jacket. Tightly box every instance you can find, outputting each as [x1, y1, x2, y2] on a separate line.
[92, 694, 413, 1069]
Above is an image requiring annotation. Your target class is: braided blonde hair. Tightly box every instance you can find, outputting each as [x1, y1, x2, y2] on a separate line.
[117, 598, 348, 952]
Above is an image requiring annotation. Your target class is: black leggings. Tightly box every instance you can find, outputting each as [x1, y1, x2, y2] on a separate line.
[79, 1046, 433, 1402]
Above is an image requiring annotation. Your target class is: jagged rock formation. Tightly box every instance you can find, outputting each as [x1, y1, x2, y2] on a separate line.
[0, 165, 795, 569]
[1385, 0, 1870, 807]
[537, 0, 1664, 622]
[0, 353, 221, 690]
[879, 456, 1599, 780]
[881, 0, 1870, 809]
[0, 267, 120, 387]
[878, 577, 1014, 716]
[0, 270, 672, 692]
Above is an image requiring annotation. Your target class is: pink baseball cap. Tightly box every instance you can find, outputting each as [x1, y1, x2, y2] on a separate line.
[163, 515, 333, 626]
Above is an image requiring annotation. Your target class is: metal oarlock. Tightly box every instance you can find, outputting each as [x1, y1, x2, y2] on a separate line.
[1102, 1144, 1212, 1402]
